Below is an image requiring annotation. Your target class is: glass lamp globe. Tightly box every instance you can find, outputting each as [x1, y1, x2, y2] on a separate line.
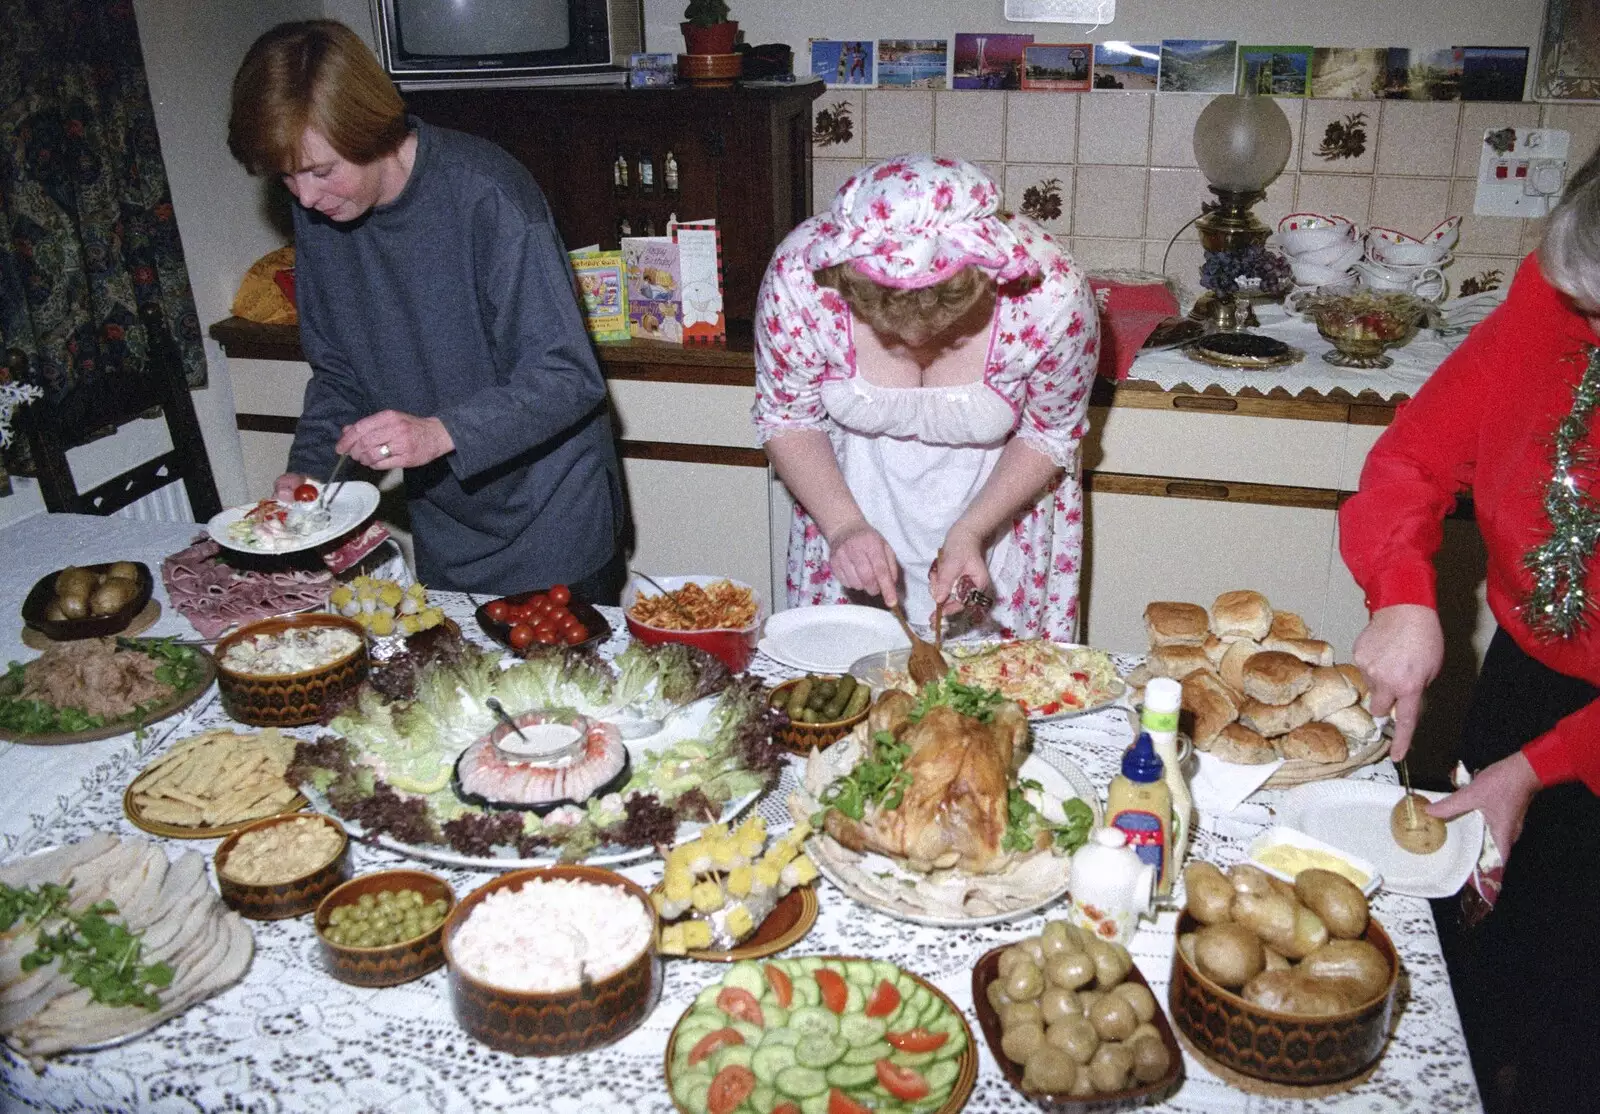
[1193, 92, 1293, 193]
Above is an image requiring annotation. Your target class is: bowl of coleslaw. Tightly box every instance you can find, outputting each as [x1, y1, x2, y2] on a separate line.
[851, 639, 1125, 718]
[214, 613, 370, 726]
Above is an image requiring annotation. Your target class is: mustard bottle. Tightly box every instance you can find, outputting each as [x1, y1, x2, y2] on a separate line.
[1107, 732, 1173, 894]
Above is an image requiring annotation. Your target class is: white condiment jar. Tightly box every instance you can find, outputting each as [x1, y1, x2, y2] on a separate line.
[1067, 828, 1156, 946]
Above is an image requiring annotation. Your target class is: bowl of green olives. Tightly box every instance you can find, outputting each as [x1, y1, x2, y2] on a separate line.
[315, 869, 454, 987]
[769, 673, 872, 755]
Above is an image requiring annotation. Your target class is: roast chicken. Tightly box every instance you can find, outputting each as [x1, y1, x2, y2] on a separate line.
[823, 690, 1032, 874]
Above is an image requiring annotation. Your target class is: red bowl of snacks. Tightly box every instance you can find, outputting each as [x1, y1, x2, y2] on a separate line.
[475, 585, 612, 654]
[622, 575, 763, 672]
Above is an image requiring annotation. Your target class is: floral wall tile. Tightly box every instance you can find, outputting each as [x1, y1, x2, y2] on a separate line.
[1070, 236, 1146, 271]
[863, 90, 933, 159]
[1006, 92, 1078, 164]
[812, 95, 862, 158]
[1150, 93, 1206, 168]
[1540, 103, 1600, 168]
[1146, 167, 1208, 242]
[1449, 178, 1523, 256]
[1006, 165, 1073, 233]
[1301, 100, 1375, 173]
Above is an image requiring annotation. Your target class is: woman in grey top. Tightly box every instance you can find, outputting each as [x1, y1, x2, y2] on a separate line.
[227, 20, 622, 598]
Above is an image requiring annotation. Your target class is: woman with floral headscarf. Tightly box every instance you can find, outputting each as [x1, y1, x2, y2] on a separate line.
[753, 155, 1099, 638]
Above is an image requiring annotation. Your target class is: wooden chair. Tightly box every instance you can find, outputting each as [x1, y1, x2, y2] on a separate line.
[9, 303, 222, 521]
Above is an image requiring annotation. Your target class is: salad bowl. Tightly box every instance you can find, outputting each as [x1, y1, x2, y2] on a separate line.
[214, 613, 370, 726]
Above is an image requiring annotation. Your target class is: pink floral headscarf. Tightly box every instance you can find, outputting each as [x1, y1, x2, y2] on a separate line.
[800, 154, 1041, 290]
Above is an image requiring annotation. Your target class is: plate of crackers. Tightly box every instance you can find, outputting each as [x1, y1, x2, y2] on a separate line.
[124, 727, 307, 838]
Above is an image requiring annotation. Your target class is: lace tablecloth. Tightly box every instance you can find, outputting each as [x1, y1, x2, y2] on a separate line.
[0, 517, 1482, 1111]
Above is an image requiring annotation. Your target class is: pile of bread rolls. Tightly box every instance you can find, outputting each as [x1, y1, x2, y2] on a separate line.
[1130, 590, 1381, 766]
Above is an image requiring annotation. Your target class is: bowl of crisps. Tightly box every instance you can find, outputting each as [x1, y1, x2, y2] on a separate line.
[622, 574, 763, 671]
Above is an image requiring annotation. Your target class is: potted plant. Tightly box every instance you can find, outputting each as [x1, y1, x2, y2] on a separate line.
[681, 0, 737, 55]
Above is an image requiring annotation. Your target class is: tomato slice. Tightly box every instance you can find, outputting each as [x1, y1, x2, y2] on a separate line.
[875, 1059, 931, 1102]
[716, 986, 765, 1027]
[771, 1104, 801, 1114]
[886, 1027, 949, 1053]
[707, 1064, 756, 1114]
[827, 1089, 873, 1114]
[865, 978, 900, 1018]
[687, 1027, 743, 1067]
[814, 968, 848, 1014]
[764, 963, 793, 1008]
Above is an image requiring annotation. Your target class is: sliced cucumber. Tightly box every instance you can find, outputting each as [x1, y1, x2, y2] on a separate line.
[789, 1006, 840, 1038]
[725, 960, 767, 998]
[676, 1074, 712, 1112]
[825, 1061, 878, 1090]
[674, 1020, 718, 1051]
[794, 1033, 846, 1069]
[797, 957, 824, 972]
[843, 959, 875, 988]
[712, 1043, 756, 1074]
[750, 1083, 776, 1114]
[763, 1004, 790, 1031]
[791, 975, 821, 1009]
[751, 1042, 797, 1082]
[932, 1026, 968, 1060]
[760, 1026, 802, 1047]
[870, 960, 900, 986]
[695, 984, 725, 1011]
[889, 1048, 938, 1068]
[798, 1093, 829, 1114]
[840, 1040, 892, 1065]
[843, 983, 865, 1014]
[838, 1014, 886, 1046]
[774, 1065, 829, 1100]
[730, 1020, 765, 1045]
[924, 1060, 959, 1091]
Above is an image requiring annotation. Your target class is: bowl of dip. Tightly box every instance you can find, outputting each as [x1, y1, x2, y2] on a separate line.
[215, 812, 351, 919]
[442, 865, 660, 1056]
[213, 613, 369, 726]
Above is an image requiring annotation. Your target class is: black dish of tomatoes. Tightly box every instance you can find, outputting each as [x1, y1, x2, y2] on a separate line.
[474, 585, 611, 655]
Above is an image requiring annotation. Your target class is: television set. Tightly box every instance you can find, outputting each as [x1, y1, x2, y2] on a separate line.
[370, 0, 644, 89]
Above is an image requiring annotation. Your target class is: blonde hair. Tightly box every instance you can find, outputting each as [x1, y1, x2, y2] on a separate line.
[814, 264, 995, 344]
[228, 20, 407, 177]
[1540, 145, 1600, 309]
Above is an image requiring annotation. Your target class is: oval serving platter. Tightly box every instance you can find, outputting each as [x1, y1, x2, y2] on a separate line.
[0, 644, 216, 746]
[654, 884, 819, 963]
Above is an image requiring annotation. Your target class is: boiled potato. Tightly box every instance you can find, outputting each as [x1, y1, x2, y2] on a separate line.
[1177, 932, 1197, 966]
[1111, 981, 1157, 1024]
[1002, 1022, 1046, 1063]
[1088, 992, 1139, 1041]
[1001, 1001, 1043, 1030]
[56, 591, 89, 620]
[1184, 861, 1234, 924]
[1391, 793, 1448, 854]
[1193, 922, 1265, 989]
[986, 979, 1014, 1013]
[1233, 890, 1328, 959]
[1046, 1014, 1100, 1064]
[998, 946, 1029, 980]
[89, 577, 136, 617]
[105, 561, 141, 582]
[1040, 919, 1085, 956]
[1242, 970, 1355, 1016]
[1231, 862, 1297, 901]
[1039, 986, 1080, 1025]
[1296, 868, 1369, 939]
[54, 567, 95, 598]
[1017, 936, 1047, 967]
[1085, 938, 1133, 988]
[1005, 959, 1045, 1001]
[1087, 1042, 1134, 1092]
[1129, 1021, 1162, 1045]
[45, 600, 67, 622]
[1300, 939, 1391, 1005]
[1045, 952, 1096, 991]
[1130, 1033, 1172, 1084]
[1262, 946, 1291, 972]
[1022, 1046, 1080, 1092]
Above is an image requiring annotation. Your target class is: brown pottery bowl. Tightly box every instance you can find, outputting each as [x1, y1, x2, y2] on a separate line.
[769, 676, 869, 755]
[214, 812, 351, 920]
[213, 613, 369, 727]
[443, 865, 661, 1056]
[315, 869, 454, 987]
[21, 562, 154, 641]
[1168, 910, 1398, 1087]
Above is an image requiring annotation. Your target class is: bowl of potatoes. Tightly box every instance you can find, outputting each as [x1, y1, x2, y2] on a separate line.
[1169, 860, 1398, 1091]
[972, 918, 1183, 1106]
[22, 562, 153, 641]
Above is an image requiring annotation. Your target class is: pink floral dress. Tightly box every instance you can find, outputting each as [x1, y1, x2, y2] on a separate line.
[752, 156, 1099, 640]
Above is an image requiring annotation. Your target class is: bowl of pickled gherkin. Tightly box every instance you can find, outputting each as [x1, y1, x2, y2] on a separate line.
[315, 869, 455, 987]
[769, 673, 871, 755]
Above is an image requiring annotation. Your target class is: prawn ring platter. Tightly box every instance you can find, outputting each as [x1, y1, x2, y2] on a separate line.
[453, 712, 634, 815]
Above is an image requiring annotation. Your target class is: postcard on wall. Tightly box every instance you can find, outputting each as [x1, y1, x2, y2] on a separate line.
[569, 249, 629, 344]
[672, 220, 726, 346]
[1157, 39, 1238, 93]
[1310, 47, 1387, 99]
[1460, 47, 1530, 101]
[1022, 44, 1093, 92]
[621, 236, 683, 343]
[811, 39, 876, 87]
[1237, 45, 1311, 96]
[1093, 41, 1159, 90]
[1384, 47, 1463, 100]
[1536, 0, 1600, 100]
[877, 39, 948, 89]
[952, 33, 1033, 90]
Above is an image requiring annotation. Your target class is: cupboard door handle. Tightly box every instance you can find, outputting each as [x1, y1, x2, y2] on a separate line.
[1172, 395, 1238, 412]
[1166, 480, 1231, 501]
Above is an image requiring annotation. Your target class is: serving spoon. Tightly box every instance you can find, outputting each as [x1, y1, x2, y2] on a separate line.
[485, 697, 529, 745]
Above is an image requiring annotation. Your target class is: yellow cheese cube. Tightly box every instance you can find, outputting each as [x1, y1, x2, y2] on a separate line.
[663, 870, 693, 905]
[726, 866, 753, 897]
[724, 903, 754, 941]
[781, 856, 818, 889]
[753, 863, 781, 893]
[658, 924, 688, 955]
[682, 920, 714, 949]
[690, 879, 725, 914]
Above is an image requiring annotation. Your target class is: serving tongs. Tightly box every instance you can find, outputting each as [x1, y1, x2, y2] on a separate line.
[304, 452, 351, 528]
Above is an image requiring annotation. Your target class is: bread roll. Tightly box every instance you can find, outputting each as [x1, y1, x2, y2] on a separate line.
[1238, 696, 1313, 738]
[1144, 601, 1210, 646]
[1241, 652, 1315, 705]
[1210, 590, 1273, 640]
[1299, 666, 1359, 719]
[1268, 611, 1310, 640]
[1209, 722, 1277, 764]
[1276, 721, 1349, 763]
[1323, 704, 1382, 747]
[1262, 636, 1335, 666]
[1181, 670, 1239, 747]
[1147, 643, 1213, 681]
[1335, 664, 1372, 706]
[1202, 635, 1228, 667]
[1219, 640, 1261, 693]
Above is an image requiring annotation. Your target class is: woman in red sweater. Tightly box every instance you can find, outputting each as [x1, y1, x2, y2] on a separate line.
[1340, 151, 1600, 1111]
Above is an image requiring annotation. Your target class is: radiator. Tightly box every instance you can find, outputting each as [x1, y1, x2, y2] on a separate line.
[115, 481, 195, 523]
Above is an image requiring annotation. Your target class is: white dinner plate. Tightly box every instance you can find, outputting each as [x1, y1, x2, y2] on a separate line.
[1274, 780, 1484, 899]
[760, 604, 909, 673]
[207, 481, 381, 555]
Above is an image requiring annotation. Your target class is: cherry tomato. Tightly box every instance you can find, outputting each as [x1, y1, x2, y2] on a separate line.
[687, 1027, 743, 1067]
[532, 627, 560, 645]
[865, 979, 900, 1018]
[885, 1028, 949, 1053]
[814, 968, 848, 1014]
[561, 625, 588, 646]
[510, 602, 538, 624]
[706, 1065, 756, 1114]
[716, 986, 765, 1027]
[507, 623, 535, 650]
[827, 1090, 873, 1114]
[548, 584, 572, 606]
[764, 963, 793, 1008]
[292, 483, 319, 502]
[528, 593, 551, 613]
[874, 1060, 930, 1102]
[484, 600, 511, 624]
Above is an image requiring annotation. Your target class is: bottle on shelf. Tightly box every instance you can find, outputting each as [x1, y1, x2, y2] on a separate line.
[664, 150, 680, 195]
[1140, 676, 1191, 897]
[643, 216, 657, 237]
[617, 215, 633, 239]
[638, 151, 656, 195]
[612, 153, 629, 193]
[1107, 732, 1173, 896]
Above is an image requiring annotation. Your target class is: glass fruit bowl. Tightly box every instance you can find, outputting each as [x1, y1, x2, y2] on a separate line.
[1303, 291, 1426, 369]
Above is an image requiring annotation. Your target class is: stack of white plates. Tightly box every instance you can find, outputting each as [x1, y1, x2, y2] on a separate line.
[759, 604, 910, 674]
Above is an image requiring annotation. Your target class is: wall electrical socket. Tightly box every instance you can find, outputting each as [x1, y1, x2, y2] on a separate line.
[1475, 127, 1570, 218]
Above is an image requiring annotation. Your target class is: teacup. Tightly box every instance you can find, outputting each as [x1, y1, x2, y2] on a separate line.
[1294, 239, 1365, 270]
[1277, 213, 1357, 255]
[1367, 220, 1459, 267]
[1290, 257, 1358, 288]
[1354, 259, 1448, 302]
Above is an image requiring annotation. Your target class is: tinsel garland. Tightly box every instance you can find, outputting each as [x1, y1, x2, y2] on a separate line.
[1523, 345, 1600, 639]
[0, 380, 42, 450]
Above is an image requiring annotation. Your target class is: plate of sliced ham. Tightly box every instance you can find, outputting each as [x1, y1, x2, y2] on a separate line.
[162, 538, 333, 640]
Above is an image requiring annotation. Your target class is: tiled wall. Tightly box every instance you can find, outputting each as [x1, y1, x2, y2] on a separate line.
[811, 91, 1600, 303]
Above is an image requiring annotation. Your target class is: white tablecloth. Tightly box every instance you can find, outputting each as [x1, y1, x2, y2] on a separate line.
[0, 513, 1483, 1112]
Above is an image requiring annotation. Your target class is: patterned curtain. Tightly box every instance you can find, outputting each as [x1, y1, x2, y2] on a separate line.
[0, 0, 204, 416]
